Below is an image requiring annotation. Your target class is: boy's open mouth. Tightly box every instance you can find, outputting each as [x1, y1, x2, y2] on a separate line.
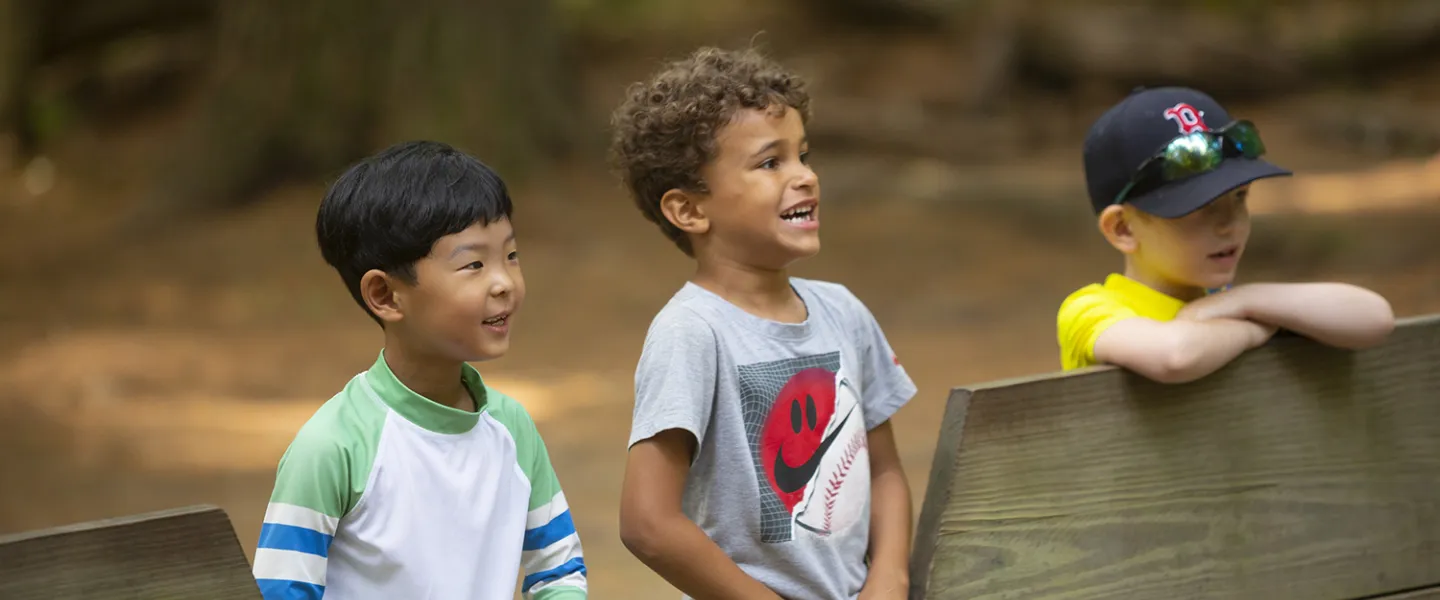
[780, 200, 817, 224]
[1208, 247, 1238, 259]
[482, 313, 509, 327]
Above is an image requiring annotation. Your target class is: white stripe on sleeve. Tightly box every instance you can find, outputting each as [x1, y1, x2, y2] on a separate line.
[525, 492, 569, 530]
[262, 502, 339, 535]
[253, 548, 328, 586]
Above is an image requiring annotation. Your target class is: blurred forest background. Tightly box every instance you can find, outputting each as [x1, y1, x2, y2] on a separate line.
[3, 1, 1440, 597]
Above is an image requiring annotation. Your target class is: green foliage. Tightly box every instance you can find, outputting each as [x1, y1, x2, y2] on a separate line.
[26, 93, 73, 144]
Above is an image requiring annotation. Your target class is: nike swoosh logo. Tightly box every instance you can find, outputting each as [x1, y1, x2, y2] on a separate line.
[773, 406, 855, 495]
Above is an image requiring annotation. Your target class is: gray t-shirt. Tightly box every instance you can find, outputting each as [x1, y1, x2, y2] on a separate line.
[628, 278, 918, 600]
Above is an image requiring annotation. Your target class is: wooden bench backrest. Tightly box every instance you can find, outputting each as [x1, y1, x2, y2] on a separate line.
[911, 314, 1440, 600]
[0, 505, 261, 599]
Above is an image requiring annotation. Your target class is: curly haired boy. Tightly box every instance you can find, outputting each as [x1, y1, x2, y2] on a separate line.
[612, 47, 916, 600]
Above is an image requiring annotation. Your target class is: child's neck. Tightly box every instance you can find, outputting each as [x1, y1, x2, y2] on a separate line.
[693, 255, 807, 324]
[382, 332, 474, 412]
[1123, 258, 1206, 302]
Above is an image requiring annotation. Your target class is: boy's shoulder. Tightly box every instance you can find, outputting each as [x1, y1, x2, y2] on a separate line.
[478, 384, 537, 435]
[270, 374, 389, 518]
[287, 374, 389, 458]
[792, 277, 883, 336]
[791, 277, 866, 312]
[1059, 281, 1111, 313]
[643, 283, 719, 337]
[1059, 274, 1185, 324]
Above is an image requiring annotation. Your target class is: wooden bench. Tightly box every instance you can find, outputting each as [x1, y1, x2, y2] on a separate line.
[0, 505, 260, 599]
[910, 314, 1440, 600]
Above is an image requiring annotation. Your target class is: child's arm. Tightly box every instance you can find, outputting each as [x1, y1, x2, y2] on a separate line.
[621, 430, 784, 600]
[1178, 283, 1395, 349]
[511, 409, 587, 599]
[859, 421, 911, 599]
[621, 310, 782, 599]
[841, 284, 919, 599]
[251, 434, 349, 600]
[1093, 316, 1278, 384]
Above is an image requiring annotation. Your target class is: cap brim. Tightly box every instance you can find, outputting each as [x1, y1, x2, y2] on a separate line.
[1128, 158, 1292, 218]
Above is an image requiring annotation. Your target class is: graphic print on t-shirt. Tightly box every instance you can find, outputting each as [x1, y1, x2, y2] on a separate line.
[739, 352, 870, 544]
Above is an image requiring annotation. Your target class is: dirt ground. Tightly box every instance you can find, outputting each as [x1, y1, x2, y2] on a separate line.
[2, 95, 1440, 597]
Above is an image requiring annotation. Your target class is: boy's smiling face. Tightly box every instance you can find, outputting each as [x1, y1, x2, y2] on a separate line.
[1106, 185, 1252, 299]
[390, 218, 525, 361]
[676, 105, 820, 269]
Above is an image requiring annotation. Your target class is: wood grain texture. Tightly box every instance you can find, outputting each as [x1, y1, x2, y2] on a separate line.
[0, 505, 260, 600]
[912, 314, 1440, 600]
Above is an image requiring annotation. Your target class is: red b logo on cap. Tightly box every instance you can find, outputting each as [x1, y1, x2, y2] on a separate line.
[1163, 103, 1208, 134]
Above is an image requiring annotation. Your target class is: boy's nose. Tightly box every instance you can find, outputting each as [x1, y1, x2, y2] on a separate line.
[792, 164, 818, 190]
[490, 270, 515, 297]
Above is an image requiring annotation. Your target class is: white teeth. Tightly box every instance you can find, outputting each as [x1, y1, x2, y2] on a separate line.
[781, 206, 815, 221]
[484, 315, 507, 325]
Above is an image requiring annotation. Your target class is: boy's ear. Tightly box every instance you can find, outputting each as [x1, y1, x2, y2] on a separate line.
[360, 269, 406, 324]
[660, 188, 709, 236]
[1098, 205, 1139, 254]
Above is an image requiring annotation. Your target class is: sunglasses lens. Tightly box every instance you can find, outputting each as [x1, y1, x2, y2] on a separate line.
[1115, 121, 1269, 205]
[1159, 134, 1223, 181]
[1226, 121, 1267, 158]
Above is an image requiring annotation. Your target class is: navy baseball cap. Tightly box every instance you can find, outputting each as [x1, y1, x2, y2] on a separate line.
[1082, 87, 1291, 218]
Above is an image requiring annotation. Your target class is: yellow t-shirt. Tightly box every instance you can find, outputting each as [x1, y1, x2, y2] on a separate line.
[1056, 274, 1187, 370]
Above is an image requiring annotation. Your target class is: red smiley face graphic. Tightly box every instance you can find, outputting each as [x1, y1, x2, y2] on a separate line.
[760, 367, 839, 511]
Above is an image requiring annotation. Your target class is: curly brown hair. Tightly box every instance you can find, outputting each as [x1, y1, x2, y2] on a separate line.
[609, 46, 811, 256]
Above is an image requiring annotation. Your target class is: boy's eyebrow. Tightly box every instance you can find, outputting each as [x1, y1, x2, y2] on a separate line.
[749, 136, 808, 159]
[447, 231, 517, 259]
[750, 139, 781, 158]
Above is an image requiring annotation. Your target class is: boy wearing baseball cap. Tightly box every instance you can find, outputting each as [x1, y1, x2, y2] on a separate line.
[1057, 87, 1395, 383]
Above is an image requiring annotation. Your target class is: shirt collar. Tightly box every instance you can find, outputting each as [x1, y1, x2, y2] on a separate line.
[365, 350, 487, 434]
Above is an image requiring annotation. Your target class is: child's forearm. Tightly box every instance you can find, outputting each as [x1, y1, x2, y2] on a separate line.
[622, 513, 782, 600]
[1094, 317, 1274, 384]
[865, 452, 912, 592]
[1232, 283, 1395, 349]
[1162, 318, 1276, 383]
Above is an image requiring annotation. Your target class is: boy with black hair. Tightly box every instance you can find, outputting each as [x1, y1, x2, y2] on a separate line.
[1059, 87, 1394, 382]
[252, 141, 587, 599]
[612, 47, 916, 599]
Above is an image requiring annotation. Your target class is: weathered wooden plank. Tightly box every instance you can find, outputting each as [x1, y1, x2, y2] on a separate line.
[0, 505, 260, 599]
[912, 314, 1440, 600]
[1375, 585, 1440, 599]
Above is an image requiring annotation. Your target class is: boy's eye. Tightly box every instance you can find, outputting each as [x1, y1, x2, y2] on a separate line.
[799, 151, 809, 164]
[464, 261, 484, 270]
[508, 251, 519, 261]
[759, 157, 778, 170]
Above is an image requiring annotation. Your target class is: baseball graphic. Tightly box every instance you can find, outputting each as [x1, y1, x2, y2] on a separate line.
[793, 375, 868, 537]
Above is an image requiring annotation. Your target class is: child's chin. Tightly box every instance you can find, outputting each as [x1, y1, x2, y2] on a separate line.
[1201, 274, 1237, 291]
[783, 238, 821, 260]
[465, 341, 510, 362]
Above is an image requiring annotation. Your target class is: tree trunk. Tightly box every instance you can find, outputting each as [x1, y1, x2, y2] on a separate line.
[0, 0, 40, 162]
[145, 0, 576, 219]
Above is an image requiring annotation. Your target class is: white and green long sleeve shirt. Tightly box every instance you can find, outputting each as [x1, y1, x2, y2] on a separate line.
[252, 352, 587, 599]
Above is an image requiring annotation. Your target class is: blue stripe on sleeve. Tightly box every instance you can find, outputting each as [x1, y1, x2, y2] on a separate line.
[521, 557, 587, 592]
[522, 510, 576, 551]
[257, 523, 332, 558]
[256, 578, 325, 600]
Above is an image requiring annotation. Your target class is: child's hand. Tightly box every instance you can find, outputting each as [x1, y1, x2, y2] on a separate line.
[1182, 293, 1277, 348]
[1176, 286, 1252, 322]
